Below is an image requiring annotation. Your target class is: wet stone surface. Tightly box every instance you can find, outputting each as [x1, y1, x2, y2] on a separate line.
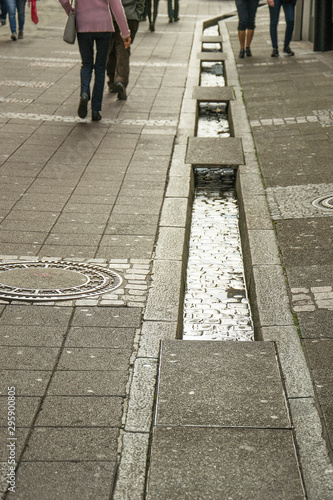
[200, 62, 225, 87]
[183, 169, 254, 341]
[197, 102, 229, 138]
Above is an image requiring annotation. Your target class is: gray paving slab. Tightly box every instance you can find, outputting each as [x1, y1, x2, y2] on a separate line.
[156, 340, 290, 428]
[0, 326, 66, 347]
[0, 371, 51, 396]
[186, 137, 244, 165]
[0, 396, 41, 427]
[64, 327, 135, 348]
[47, 370, 129, 396]
[147, 427, 304, 500]
[302, 343, 333, 447]
[201, 35, 223, 43]
[276, 218, 333, 267]
[35, 396, 123, 427]
[193, 86, 234, 101]
[0, 305, 73, 326]
[57, 348, 132, 371]
[198, 52, 227, 61]
[14, 462, 116, 500]
[22, 428, 119, 461]
[72, 306, 141, 327]
[0, 347, 60, 371]
[298, 310, 333, 339]
[0, 428, 30, 462]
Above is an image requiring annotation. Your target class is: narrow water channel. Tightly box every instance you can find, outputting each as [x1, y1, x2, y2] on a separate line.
[182, 25, 254, 341]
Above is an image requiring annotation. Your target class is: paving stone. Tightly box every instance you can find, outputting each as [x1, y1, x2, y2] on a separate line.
[72, 306, 141, 328]
[156, 341, 290, 428]
[0, 428, 30, 462]
[0, 326, 66, 347]
[35, 396, 123, 427]
[57, 348, 132, 371]
[0, 396, 41, 427]
[14, 462, 116, 500]
[193, 86, 234, 101]
[0, 347, 59, 371]
[147, 427, 304, 500]
[65, 327, 136, 348]
[144, 260, 183, 322]
[276, 218, 333, 267]
[0, 371, 51, 396]
[47, 370, 129, 396]
[201, 35, 223, 43]
[186, 137, 244, 165]
[197, 52, 226, 61]
[22, 428, 118, 461]
[298, 310, 333, 339]
[0, 306, 73, 327]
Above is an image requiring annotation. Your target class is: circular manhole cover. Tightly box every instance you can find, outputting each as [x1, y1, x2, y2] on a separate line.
[312, 194, 333, 211]
[0, 261, 122, 302]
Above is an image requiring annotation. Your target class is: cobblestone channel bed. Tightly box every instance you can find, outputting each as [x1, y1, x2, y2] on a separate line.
[182, 25, 254, 341]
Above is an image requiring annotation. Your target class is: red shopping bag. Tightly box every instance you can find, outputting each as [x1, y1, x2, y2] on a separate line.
[29, 0, 38, 24]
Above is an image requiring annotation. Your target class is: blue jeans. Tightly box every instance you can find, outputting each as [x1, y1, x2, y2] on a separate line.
[5, 0, 26, 34]
[77, 32, 111, 112]
[236, 0, 259, 30]
[269, 0, 295, 49]
[167, 0, 179, 21]
[0, 0, 7, 21]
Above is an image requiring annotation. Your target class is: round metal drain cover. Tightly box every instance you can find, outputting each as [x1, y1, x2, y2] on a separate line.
[312, 194, 333, 211]
[0, 261, 122, 302]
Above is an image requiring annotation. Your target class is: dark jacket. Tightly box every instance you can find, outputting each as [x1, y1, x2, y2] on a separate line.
[121, 0, 145, 20]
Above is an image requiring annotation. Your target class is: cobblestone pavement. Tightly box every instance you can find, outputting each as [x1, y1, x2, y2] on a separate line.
[227, 4, 333, 468]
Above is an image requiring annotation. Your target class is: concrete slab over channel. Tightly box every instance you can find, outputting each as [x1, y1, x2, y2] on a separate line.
[186, 137, 244, 166]
[155, 340, 290, 428]
[197, 52, 227, 61]
[147, 427, 304, 500]
[193, 86, 234, 101]
[201, 35, 223, 43]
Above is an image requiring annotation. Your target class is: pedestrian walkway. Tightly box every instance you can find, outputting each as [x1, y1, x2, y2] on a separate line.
[0, 1, 333, 499]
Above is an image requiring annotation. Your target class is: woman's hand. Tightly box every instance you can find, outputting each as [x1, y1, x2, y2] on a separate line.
[267, 0, 274, 6]
[123, 37, 131, 49]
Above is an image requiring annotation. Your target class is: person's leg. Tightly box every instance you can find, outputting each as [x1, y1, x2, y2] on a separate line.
[246, 0, 258, 50]
[167, 0, 173, 21]
[5, 0, 17, 35]
[146, 0, 152, 26]
[174, 0, 179, 21]
[269, 0, 281, 51]
[236, 0, 247, 55]
[92, 32, 112, 113]
[77, 32, 94, 99]
[245, 29, 254, 54]
[17, 0, 26, 33]
[1, 0, 8, 23]
[283, 3, 295, 51]
[106, 32, 117, 91]
[153, 0, 159, 25]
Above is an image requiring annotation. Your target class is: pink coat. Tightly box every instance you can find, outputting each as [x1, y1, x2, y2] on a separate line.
[58, 0, 130, 37]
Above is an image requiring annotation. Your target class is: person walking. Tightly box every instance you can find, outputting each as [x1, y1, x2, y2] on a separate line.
[0, 0, 7, 26]
[145, 0, 159, 32]
[106, 0, 144, 100]
[167, 0, 179, 23]
[58, 0, 131, 121]
[268, 0, 296, 57]
[5, 0, 27, 40]
[235, 0, 259, 58]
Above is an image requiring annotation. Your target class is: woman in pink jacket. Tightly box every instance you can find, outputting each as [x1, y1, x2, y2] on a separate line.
[58, 0, 131, 121]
